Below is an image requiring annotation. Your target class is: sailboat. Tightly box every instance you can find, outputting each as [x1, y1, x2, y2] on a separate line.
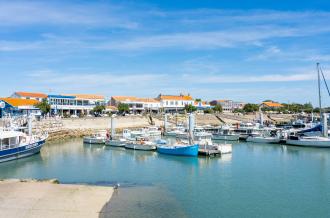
[286, 63, 330, 148]
[157, 114, 199, 156]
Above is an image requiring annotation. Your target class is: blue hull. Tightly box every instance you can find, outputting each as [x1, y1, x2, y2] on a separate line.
[157, 144, 199, 156]
[0, 139, 46, 163]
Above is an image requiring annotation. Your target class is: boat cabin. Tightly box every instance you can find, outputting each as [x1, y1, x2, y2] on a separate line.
[0, 131, 26, 150]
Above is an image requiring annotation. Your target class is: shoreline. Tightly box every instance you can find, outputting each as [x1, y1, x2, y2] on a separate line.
[0, 179, 114, 218]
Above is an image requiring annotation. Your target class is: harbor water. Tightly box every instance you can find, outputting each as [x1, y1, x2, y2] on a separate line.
[0, 138, 330, 218]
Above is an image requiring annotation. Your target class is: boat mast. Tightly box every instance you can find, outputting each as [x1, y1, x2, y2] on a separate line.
[317, 63, 322, 116]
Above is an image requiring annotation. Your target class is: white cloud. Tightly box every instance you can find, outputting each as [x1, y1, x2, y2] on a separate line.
[0, 1, 139, 29]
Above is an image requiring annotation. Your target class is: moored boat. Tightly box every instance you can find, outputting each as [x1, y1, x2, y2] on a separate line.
[83, 131, 107, 144]
[124, 141, 157, 151]
[157, 144, 199, 156]
[246, 136, 280, 144]
[105, 138, 127, 147]
[286, 136, 330, 148]
[0, 130, 47, 163]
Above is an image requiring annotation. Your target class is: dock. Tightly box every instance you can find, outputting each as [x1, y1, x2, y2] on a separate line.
[0, 179, 114, 218]
[198, 148, 221, 156]
[198, 144, 232, 157]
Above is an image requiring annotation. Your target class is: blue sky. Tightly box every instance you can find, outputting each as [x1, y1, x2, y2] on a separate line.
[1, 0, 330, 105]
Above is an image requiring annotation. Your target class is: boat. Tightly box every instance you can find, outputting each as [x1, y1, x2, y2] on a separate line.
[212, 126, 239, 141]
[157, 144, 199, 156]
[164, 126, 186, 137]
[246, 136, 280, 144]
[124, 140, 157, 151]
[285, 63, 330, 148]
[105, 138, 127, 147]
[233, 123, 262, 140]
[286, 136, 330, 148]
[176, 127, 212, 140]
[83, 131, 107, 144]
[0, 130, 47, 163]
[146, 126, 161, 137]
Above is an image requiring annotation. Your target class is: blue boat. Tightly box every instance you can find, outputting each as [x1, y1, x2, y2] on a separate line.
[0, 130, 47, 163]
[157, 144, 199, 156]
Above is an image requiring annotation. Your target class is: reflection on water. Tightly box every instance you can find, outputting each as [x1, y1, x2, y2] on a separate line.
[0, 138, 330, 218]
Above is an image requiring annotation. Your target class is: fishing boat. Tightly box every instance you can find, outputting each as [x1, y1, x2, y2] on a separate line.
[0, 130, 47, 163]
[124, 140, 157, 151]
[176, 127, 212, 140]
[212, 126, 239, 141]
[83, 131, 107, 144]
[246, 129, 281, 144]
[157, 144, 199, 156]
[233, 123, 262, 140]
[164, 126, 186, 137]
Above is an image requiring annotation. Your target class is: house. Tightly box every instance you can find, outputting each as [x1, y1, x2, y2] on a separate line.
[11, 92, 47, 102]
[156, 94, 194, 112]
[193, 101, 212, 110]
[110, 96, 160, 113]
[0, 98, 40, 117]
[210, 100, 245, 112]
[261, 101, 283, 109]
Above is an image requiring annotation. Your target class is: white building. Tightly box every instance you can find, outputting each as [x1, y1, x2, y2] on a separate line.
[48, 94, 106, 116]
[111, 96, 161, 113]
[157, 94, 194, 112]
[210, 100, 245, 112]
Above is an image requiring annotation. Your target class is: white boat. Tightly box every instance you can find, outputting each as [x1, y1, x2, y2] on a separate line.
[176, 127, 212, 140]
[164, 126, 186, 137]
[286, 136, 330, 148]
[83, 131, 107, 144]
[0, 130, 47, 163]
[234, 123, 262, 140]
[146, 126, 161, 137]
[212, 127, 239, 141]
[246, 136, 280, 144]
[105, 138, 127, 147]
[198, 139, 232, 154]
[124, 141, 157, 151]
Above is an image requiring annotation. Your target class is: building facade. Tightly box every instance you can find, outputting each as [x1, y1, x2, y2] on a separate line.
[48, 94, 106, 116]
[157, 94, 194, 112]
[111, 96, 160, 113]
[210, 100, 245, 112]
[0, 98, 40, 118]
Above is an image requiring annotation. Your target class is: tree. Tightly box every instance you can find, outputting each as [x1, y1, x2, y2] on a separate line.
[195, 98, 202, 102]
[213, 104, 223, 113]
[118, 103, 129, 113]
[243, 103, 259, 113]
[34, 99, 51, 115]
[92, 105, 106, 115]
[184, 104, 197, 113]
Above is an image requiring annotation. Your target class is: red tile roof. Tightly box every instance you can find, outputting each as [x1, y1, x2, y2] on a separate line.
[0, 98, 39, 107]
[15, 92, 47, 98]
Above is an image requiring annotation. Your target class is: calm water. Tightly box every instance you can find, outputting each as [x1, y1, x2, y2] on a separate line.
[0, 138, 330, 218]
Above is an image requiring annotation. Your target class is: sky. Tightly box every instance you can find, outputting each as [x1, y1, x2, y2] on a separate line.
[1, 0, 330, 106]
